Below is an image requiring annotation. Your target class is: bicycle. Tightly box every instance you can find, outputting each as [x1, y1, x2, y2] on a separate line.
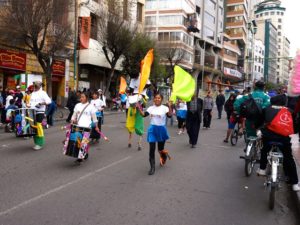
[230, 115, 247, 146]
[265, 142, 284, 210]
[240, 130, 262, 177]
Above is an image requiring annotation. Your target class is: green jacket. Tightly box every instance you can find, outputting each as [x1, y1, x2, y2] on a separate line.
[234, 90, 271, 114]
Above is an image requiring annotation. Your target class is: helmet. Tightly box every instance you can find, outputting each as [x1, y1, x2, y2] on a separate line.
[255, 81, 265, 89]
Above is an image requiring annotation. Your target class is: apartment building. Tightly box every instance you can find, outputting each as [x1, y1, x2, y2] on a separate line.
[77, 0, 145, 91]
[281, 37, 290, 85]
[254, 0, 289, 84]
[145, 0, 225, 92]
[253, 39, 265, 81]
[256, 19, 277, 83]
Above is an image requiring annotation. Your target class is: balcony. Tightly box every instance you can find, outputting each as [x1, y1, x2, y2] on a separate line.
[227, 10, 245, 17]
[227, 0, 245, 5]
[226, 21, 244, 27]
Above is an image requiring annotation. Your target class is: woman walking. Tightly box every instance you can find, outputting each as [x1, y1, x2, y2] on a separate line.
[223, 93, 237, 143]
[137, 94, 172, 175]
[70, 92, 99, 163]
[90, 91, 105, 144]
[176, 100, 187, 135]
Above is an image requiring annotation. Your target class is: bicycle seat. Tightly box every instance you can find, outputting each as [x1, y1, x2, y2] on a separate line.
[268, 141, 283, 147]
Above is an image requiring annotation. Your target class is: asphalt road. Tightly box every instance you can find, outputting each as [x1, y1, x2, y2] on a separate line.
[0, 112, 298, 225]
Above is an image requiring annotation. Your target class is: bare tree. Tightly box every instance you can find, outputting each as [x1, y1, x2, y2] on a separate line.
[157, 42, 187, 81]
[0, 0, 73, 96]
[97, 0, 138, 94]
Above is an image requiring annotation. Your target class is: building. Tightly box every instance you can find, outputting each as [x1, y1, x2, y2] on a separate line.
[256, 19, 277, 83]
[281, 37, 290, 85]
[77, 0, 145, 93]
[253, 39, 265, 81]
[254, 0, 289, 84]
[145, 0, 225, 93]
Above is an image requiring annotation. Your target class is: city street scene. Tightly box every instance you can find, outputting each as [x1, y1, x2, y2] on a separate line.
[0, 0, 300, 224]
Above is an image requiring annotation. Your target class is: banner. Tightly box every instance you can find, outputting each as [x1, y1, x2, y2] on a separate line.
[139, 49, 154, 95]
[52, 60, 65, 76]
[79, 17, 91, 49]
[170, 66, 195, 102]
[0, 49, 26, 71]
[119, 76, 127, 94]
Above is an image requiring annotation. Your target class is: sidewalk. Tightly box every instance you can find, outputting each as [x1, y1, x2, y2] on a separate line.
[291, 135, 300, 214]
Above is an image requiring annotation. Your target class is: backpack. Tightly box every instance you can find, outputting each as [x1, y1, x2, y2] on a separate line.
[267, 107, 294, 136]
[240, 94, 262, 119]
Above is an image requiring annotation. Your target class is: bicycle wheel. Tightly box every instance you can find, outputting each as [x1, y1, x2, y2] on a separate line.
[230, 130, 238, 146]
[269, 183, 276, 210]
[244, 144, 255, 177]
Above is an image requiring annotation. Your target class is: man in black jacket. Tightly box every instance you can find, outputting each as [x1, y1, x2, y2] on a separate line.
[186, 95, 203, 148]
[216, 90, 225, 119]
[257, 94, 299, 191]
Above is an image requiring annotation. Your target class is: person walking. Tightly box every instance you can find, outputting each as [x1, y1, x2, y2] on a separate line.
[186, 95, 203, 148]
[223, 93, 237, 143]
[216, 90, 225, 119]
[176, 99, 187, 135]
[46, 99, 56, 127]
[98, 89, 106, 124]
[28, 81, 51, 150]
[90, 91, 105, 144]
[203, 91, 214, 128]
[15, 86, 23, 108]
[137, 93, 172, 175]
[71, 92, 99, 163]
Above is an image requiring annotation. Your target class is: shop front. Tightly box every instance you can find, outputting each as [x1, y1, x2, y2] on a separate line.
[0, 49, 27, 91]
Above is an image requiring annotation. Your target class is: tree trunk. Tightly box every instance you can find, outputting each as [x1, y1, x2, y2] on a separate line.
[45, 63, 52, 97]
[104, 68, 115, 96]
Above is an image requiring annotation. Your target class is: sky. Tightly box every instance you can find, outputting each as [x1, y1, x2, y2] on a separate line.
[282, 0, 300, 57]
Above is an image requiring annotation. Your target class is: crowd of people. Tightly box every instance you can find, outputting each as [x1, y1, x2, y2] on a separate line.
[1, 79, 300, 192]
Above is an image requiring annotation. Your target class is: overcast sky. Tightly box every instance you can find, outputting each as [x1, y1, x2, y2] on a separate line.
[282, 0, 299, 57]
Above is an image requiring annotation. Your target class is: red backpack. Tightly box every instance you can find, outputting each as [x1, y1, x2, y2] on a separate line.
[267, 107, 294, 136]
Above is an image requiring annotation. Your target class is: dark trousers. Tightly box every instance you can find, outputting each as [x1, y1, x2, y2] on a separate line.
[149, 142, 165, 160]
[91, 117, 102, 140]
[217, 105, 223, 119]
[203, 109, 212, 128]
[66, 109, 74, 123]
[177, 117, 186, 129]
[186, 112, 201, 145]
[47, 114, 54, 126]
[1, 108, 6, 123]
[260, 137, 298, 185]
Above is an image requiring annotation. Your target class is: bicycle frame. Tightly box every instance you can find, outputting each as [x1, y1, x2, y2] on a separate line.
[267, 147, 283, 183]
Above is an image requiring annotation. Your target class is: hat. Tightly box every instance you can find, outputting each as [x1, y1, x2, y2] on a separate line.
[98, 89, 103, 92]
[16, 85, 20, 89]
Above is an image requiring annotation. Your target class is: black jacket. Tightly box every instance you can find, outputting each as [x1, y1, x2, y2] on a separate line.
[187, 98, 203, 122]
[216, 94, 225, 106]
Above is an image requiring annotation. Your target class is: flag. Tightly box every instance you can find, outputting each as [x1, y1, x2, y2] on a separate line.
[170, 66, 195, 102]
[119, 76, 127, 94]
[139, 49, 154, 95]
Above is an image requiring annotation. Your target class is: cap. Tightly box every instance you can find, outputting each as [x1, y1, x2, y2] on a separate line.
[98, 89, 103, 92]
[16, 85, 20, 89]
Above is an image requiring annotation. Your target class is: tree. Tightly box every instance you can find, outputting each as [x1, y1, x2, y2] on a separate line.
[97, 0, 138, 95]
[157, 42, 187, 81]
[0, 0, 73, 96]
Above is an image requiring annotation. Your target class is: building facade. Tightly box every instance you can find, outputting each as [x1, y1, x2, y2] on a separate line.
[253, 39, 265, 81]
[254, 0, 289, 84]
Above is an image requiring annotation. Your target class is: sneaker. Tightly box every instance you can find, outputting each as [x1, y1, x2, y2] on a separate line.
[177, 130, 182, 135]
[33, 145, 42, 150]
[256, 169, 266, 176]
[223, 139, 228, 143]
[292, 184, 300, 192]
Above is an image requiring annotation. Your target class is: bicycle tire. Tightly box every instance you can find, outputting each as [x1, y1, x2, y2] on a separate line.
[230, 130, 238, 146]
[244, 144, 255, 177]
[269, 184, 276, 210]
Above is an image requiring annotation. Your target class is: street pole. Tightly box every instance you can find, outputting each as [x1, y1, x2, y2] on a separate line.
[74, 0, 78, 91]
[201, 40, 206, 94]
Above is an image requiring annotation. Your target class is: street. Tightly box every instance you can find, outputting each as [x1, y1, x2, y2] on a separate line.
[0, 112, 298, 225]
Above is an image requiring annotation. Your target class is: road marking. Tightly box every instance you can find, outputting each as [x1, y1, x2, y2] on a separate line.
[0, 156, 131, 217]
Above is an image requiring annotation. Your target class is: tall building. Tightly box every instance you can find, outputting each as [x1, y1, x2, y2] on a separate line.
[145, 0, 225, 92]
[254, 0, 289, 84]
[224, 0, 251, 86]
[281, 37, 290, 85]
[256, 19, 277, 83]
[253, 39, 265, 81]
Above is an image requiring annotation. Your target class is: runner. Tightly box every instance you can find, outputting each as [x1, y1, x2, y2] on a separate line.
[28, 81, 51, 150]
[71, 92, 99, 163]
[137, 93, 172, 175]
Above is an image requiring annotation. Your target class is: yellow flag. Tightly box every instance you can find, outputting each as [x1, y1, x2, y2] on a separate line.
[170, 66, 195, 102]
[119, 76, 127, 94]
[139, 49, 154, 95]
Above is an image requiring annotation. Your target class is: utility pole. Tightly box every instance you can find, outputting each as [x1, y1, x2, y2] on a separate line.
[74, 0, 78, 91]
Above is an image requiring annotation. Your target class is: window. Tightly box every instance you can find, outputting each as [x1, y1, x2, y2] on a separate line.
[90, 13, 97, 40]
[278, 32, 281, 36]
[278, 25, 281, 30]
[136, 3, 143, 22]
[277, 12, 280, 15]
[265, 12, 269, 16]
[255, 65, 257, 71]
[256, 15, 259, 18]
[196, 6, 201, 14]
[146, 0, 156, 9]
[278, 18, 282, 23]
[204, 26, 214, 40]
[281, 12, 284, 15]
[271, 11, 275, 15]
[205, 11, 215, 24]
[145, 16, 156, 26]
[159, 15, 185, 25]
[205, 0, 216, 9]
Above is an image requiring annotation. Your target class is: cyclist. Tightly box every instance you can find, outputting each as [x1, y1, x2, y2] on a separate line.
[257, 94, 299, 192]
[234, 81, 270, 138]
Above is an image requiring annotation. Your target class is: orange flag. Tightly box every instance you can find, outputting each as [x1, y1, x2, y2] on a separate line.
[139, 49, 154, 95]
[119, 76, 127, 94]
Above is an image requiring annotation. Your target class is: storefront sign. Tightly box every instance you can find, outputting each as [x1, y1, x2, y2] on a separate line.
[52, 60, 65, 76]
[0, 49, 26, 71]
[224, 67, 242, 79]
[79, 17, 91, 49]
